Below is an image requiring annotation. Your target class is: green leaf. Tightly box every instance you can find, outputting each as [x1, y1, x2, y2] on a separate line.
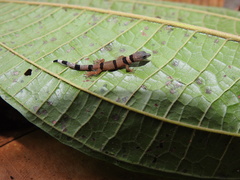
[15, 0, 240, 35]
[1, 1, 240, 179]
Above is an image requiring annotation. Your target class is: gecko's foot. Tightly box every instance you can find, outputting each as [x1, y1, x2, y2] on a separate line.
[94, 59, 105, 64]
[126, 68, 135, 73]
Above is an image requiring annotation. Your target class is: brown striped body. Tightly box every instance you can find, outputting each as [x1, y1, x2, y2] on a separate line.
[53, 51, 151, 76]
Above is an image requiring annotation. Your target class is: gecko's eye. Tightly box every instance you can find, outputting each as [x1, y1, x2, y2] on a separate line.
[142, 55, 147, 59]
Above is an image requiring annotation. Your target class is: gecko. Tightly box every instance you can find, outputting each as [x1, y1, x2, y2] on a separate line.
[53, 51, 151, 76]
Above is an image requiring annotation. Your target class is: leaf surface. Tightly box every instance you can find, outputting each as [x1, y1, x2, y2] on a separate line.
[0, 1, 240, 179]
[16, 0, 240, 35]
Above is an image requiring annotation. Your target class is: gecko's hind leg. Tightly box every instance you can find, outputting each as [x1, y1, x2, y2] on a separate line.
[85, 69, 102, 77]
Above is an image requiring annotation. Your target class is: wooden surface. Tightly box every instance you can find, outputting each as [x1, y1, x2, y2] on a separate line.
[163, 0, 224, 7]
[0, 129, 171, 180]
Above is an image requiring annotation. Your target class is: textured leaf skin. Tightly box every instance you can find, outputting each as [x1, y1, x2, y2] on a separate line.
[1, 1, 240, 179]
[19, 0, 240, 35]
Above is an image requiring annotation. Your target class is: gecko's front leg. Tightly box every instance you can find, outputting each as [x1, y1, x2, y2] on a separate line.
[125, 65, 133, 72]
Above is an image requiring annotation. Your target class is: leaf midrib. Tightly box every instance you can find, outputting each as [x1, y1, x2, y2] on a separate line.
[1, 0, 240, 41]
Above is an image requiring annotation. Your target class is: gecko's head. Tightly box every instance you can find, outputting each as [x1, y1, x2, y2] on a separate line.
[132, 51, 151, 62]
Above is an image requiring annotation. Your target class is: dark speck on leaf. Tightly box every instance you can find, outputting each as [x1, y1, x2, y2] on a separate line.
[178, 17, 182, 21]
[141, 85, 147, 90]
[170, 147, 177, 153]
[164, 81, 171, 87]
[81, 135, 86, 139]
[37, 109, 47, 116]
[73, 12, 79, 16]
[102, 43, 112, 51]
[123, 21, 130, 26]
[47, 101, 53, 106]
[196, 78, 203, 85]
[12, 71, 19, 76]
[141, 30, 147, 36]
[172, 60, 179, 66]
[50, 37, 57, 42]
[119, 48, 126, 53]
[170, 89, 176, 94]
[122, 97, 128, 103]
[33, 106, 39, 112]
[152, 157, 157, 163]
[63, 114, 69, 120]
[112, 114, 120, 121]
[166, 26, 173, 33]
[205, 88, 212, 94]
[24, 69, 32, 76]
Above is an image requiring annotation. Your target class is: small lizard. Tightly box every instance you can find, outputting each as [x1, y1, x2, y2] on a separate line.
[53, 51, 151, 76]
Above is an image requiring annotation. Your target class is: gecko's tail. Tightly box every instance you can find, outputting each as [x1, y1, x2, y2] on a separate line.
[53, 59, 67, 64]
[53, 59, 89, 71]
[53, 59, 75, 69]
[53, 59, 68, 65]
